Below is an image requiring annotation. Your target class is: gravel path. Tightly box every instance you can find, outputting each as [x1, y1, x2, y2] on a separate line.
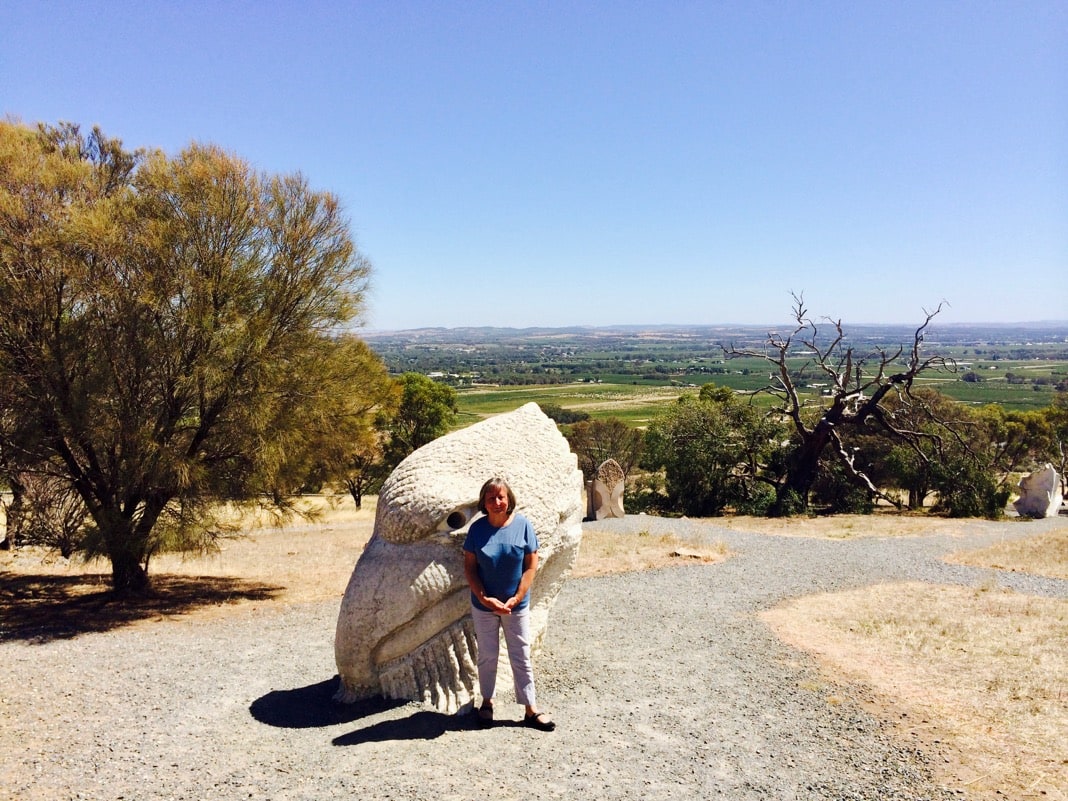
[3, 515, 1066, 801]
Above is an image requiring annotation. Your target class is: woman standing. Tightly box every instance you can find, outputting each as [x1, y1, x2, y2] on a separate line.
[463, 477, 556, 731]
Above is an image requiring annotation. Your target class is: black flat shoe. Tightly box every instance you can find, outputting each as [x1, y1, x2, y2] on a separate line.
[523, 711, 556, 732]
[476, 701, 494, 727]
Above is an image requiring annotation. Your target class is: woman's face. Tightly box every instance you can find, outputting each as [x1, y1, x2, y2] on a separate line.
[483, 486, 510, 519]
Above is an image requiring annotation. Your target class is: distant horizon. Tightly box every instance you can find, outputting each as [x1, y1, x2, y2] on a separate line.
[361, 318, 1068, 335]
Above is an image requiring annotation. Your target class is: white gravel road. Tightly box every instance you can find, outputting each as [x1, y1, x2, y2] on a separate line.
[3, 514, 1065, 801]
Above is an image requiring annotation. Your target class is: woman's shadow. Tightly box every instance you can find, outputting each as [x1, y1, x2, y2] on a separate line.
[249, 676, 468, 744]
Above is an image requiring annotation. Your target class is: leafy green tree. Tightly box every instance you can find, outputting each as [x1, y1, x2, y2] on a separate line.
[853, 389, 1035, 518]
[643, 386, 781, 516]
[971, 405, 1055, 480]
[0, 121, 375, 595]
[273, 336, 400, 507]
[924, 403, 1057, 517]
[381, 373, 458, 470]
[858, 388, 976, 510]
[335, 433, 390, 509]
[310, 338, 399, 508]
[1044, 396, 1068, 495]
[930, 454, 1010, 518]
[809, 459, 875, 514]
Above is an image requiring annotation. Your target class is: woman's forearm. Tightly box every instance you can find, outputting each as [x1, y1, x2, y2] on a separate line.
[463, 553, 487, 603]
[512, 567, 536, 604]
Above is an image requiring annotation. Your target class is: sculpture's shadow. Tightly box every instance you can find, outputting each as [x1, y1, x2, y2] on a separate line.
[331, 709, 467, 745]
[250, 676, 465, 743]
[249, 676, 403, 729]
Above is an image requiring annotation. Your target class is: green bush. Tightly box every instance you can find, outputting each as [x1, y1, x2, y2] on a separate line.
[624, 472, 668, 515]
[769, 488, 806, 518]
[931, 457, 1009, 518]
[731, 484, 776, 516]
[540, 403, 590, 425]
[811, 462, 874, 515]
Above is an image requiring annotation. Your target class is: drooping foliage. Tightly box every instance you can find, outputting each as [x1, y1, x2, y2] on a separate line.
[0, 120, 382, 594]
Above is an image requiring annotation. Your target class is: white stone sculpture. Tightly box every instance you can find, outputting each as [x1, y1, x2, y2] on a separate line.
[587, 458, 625, 520]
[334, 402, 584, 712]
[1013, 463, 1063, 518]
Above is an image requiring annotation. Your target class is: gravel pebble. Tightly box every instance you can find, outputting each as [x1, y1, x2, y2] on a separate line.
[2, 514, 1065, 801]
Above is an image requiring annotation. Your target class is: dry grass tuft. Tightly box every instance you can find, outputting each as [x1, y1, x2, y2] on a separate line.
[946, 532, 1068, 580]
[571, 528, 728, 578]
[762, 582, 1068, 800]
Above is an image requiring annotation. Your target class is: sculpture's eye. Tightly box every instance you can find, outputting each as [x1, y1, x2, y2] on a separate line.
[440, 503, 477, 532]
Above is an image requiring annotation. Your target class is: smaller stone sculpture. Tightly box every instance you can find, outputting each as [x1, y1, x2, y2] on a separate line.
[587, 458, 625, 520]
[1013, 464, 1063, 518]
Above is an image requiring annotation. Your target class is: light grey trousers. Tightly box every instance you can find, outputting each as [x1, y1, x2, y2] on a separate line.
[470, 605, 536, 707]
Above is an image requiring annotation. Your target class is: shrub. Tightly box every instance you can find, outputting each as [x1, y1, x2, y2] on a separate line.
[931, 457, 1009, 518]
[811, 462, 875, 515]
[540, 403, 590, 425]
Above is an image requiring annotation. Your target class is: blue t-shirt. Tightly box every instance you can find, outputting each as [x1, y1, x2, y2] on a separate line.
[463, 513, 539, 612]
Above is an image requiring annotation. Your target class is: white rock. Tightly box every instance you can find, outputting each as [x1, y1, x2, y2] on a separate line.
[334, 403, 584, 712]
[1013, 463, 1063, 518]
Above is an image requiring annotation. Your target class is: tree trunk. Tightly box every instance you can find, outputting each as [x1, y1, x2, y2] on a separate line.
[100, 510, 157, 598]
[772, 425, 833, 516]
[110, 552, 152, 598]
[1, 475, 27, 549]
[345, 478, 363, 509]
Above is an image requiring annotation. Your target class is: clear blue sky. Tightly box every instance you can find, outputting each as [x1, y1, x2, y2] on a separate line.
[3, 1, 1066, 330]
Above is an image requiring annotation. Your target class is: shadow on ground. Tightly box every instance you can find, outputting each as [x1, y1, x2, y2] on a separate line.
[250, 677, 406, 728]
[331, 710, 468, 745]
[0, 572, 282, 643]
[251, 676, 471, 742]
[251, 677, 510, 743]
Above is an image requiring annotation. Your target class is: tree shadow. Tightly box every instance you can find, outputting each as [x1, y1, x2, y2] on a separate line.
[0, 572, 282, 643]
[249, 677, 406, 728]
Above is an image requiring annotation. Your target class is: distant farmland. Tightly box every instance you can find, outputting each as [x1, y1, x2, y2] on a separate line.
[365, 323, 1068, 427]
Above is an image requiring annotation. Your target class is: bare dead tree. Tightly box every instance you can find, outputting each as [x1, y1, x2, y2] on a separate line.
[17, 471, 89, 558]
[565, 418, 645, 482]
[724, 293, 955, 515]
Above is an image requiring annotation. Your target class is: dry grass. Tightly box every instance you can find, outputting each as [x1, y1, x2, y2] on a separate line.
[717, 510, 988, 539]
[0, 495, 376, 640]
[763, 583, 1068, 800]
[149, 495, 377, 606]
[946, 532, 1068, 580]
[571, 527, 729, 578]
